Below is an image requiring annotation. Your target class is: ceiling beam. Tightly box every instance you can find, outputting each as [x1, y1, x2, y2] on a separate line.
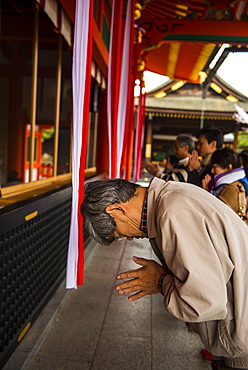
[202, 46, 248, 98]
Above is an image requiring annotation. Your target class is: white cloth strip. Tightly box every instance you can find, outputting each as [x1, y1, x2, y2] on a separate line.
[66, 0, 90, 289]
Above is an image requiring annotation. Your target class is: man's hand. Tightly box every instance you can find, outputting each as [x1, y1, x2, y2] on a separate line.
[115, 256, 166, 301]
[188, 150, 201, 171]
[145, 161, 160, 176]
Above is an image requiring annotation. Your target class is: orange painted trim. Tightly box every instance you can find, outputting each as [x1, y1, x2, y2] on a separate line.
[93, 20, 109, 75]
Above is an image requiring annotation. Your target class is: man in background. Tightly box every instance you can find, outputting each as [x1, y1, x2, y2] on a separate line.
[189, 126, 223, 183]
[145, 134, 196, 183]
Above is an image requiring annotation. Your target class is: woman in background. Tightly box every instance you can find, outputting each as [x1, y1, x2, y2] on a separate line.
[202, 147, 246, 194]
[202, 147, 248, 224]
[239, 149, 248, 215]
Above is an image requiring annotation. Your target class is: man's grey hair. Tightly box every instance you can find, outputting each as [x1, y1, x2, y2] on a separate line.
[177, 134, 195, 154]
[81, 179, 140, 245]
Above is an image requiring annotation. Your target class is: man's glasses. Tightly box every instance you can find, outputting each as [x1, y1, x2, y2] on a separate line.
[105, 230, 127, 242]
[113, 230, 127, 242]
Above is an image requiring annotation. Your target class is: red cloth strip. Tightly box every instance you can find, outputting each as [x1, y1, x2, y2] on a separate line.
[108, 0, 123, 178]
[76, 0, 94, 286]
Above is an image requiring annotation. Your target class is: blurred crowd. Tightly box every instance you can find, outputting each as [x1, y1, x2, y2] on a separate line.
[145, 126, 248, 225]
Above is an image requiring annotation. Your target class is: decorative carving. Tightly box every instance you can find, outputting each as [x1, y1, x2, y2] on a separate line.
[134, 2, 142, 20]
[139, 21, 183, 34]
[203, 7, 233, 20]
[137, 21, 183, 49]
[137, 58, 146, 71]
[143, 42, 162, 52]
[134, 29, 144, 44]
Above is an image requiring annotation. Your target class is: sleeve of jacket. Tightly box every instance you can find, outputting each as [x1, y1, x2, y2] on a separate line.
[157, 206, 231, 323]
[187, 169, 201, 187]
[160, 168, 188, 182]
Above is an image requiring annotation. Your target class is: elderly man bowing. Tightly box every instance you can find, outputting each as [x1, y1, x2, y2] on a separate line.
[81, 177, 248, 370]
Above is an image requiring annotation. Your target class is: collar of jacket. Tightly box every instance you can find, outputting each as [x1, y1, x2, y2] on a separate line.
[147, 177, 168, 239]
[201, 153, 212, 167]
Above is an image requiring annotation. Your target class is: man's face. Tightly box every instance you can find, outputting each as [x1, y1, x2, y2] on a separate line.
[112, 210, 147, 241]
[174, 140, 188, 159]
[105, 196, 148, 242]
[196, 135, 216, 158]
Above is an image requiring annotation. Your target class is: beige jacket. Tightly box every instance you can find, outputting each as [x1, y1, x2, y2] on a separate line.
[147, 178, 248, 359]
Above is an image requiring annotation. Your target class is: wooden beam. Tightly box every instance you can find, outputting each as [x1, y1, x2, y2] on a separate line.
[137, 19, 248, 48]
[29, 4, 39, 182]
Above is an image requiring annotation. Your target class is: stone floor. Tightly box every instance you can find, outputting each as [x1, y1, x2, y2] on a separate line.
[4, 238, 212, 370]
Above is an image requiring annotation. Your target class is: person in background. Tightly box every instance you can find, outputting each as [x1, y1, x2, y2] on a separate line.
[236, 149, 248, 218]
[203, 147, 248, 226]
[239, 149, 248, 214]
[202, 147, 245, 194]
[147, 153, 179, 181]
[188, 126, 223, 185]
[82, 178, 248, 370]
[173, 133, 195, 167]
[145, 134, 196, 183]
[239, 149, 248, 176]
[200, 147, 248, 362]
[162, 153, 179, 173]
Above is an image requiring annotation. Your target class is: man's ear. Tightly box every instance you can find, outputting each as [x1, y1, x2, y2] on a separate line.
[105, 203, 125, 216]
[183, 145, 189, 153]
[210, 140, 217, 150]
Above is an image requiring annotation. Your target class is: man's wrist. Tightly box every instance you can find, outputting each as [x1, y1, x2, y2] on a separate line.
[158, 273, 168, 295]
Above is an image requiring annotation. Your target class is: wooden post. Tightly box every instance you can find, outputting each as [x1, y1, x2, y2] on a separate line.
[53, 34, 62, 177]
[145, 114, 152, 161]
[29, 4, 39, 182]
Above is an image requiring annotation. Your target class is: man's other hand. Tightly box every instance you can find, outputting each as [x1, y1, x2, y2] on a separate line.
[188, 150, 201, 171]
